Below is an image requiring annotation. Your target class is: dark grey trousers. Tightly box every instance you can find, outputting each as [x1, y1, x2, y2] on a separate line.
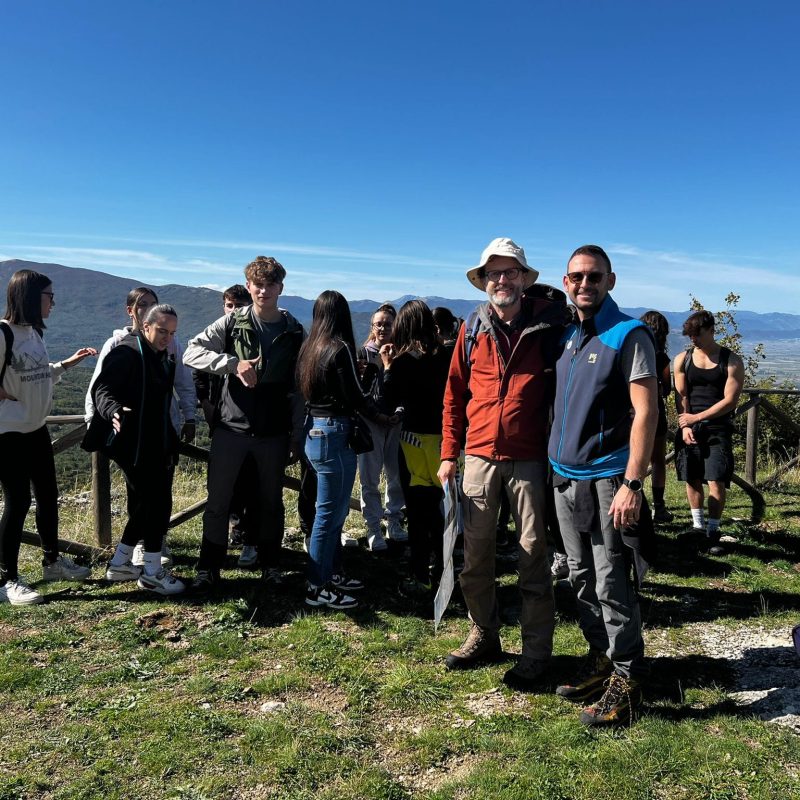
[203, 426, 288, 567]
[553, 477, 645, 678]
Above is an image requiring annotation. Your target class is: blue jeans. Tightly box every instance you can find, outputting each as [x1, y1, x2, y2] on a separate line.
[305, 417, 357, 587]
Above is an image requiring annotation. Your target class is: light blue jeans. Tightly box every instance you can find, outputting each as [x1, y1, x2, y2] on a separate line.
[305, 417, 357, 587]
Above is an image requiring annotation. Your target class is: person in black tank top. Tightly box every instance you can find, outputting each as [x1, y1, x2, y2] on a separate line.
[673, 311, 744, 553]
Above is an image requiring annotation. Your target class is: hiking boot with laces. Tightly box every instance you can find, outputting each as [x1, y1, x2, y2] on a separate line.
[191, 568, 220, 595]
[556, 649, 613, 703]
[387, 519, 408, 542]
[445, 623, 503, 670]
[579, 671, 642, 727]
[503, 656, 550, 690]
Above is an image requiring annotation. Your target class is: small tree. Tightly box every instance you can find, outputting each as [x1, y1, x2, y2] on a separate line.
[688, 292, 766, 382]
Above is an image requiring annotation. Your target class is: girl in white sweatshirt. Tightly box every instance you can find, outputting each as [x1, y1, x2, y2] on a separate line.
[0, 269, 97, 605]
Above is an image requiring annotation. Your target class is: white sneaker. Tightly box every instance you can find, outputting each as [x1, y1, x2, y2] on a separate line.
[341, 530, 359, 548]
[0, 577, 43, 606]
[106, 560, 142, 582]
[367, 529, 388, 552]
[387, 520, 408, 542]
[131, 543, 145, 567]
[42, 555, 91, 582]
[137, 568, 186, 596]
[238, 545, 258, 568]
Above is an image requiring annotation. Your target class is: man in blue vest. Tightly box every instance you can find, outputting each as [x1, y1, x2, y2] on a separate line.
[548, 245, 658, 727]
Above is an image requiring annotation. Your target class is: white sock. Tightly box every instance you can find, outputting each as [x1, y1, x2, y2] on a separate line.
[707, 518, 721, 536]
[143, 551, 162, 577]
[110, 543, 134, 566]
[691, 508, 704, 529]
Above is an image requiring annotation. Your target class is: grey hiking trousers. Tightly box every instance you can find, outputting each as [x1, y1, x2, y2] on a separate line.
[553, 477, 645, 678]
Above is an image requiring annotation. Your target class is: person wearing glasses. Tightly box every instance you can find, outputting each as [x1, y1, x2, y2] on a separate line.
[548, 245, 658, 727]
[354, 303, 406, 551]
[439, 238, 567, 689]
[0, 270, 96, 605]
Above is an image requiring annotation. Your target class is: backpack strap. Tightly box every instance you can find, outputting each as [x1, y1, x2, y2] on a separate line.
[462, 309, 482, 380]
[0, 321, 13, 389]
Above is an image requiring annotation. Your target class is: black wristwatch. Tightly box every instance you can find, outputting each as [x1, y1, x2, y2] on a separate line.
[623, 477, 643, 493]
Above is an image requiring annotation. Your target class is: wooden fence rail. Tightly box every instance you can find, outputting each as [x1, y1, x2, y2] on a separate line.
[15, 391, 800, 557]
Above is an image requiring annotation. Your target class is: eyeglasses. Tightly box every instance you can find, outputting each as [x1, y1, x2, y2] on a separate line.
[41, 291, 55, 302]
[566, 271, 607, 285]
[372, 322, 392, 330]
[485, 267, 523, 282]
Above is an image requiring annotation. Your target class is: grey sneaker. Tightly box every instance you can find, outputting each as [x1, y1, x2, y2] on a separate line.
[550, 552, 569, 580]
[445, 623, 503, 670]
[137, 568, 186, 596]
[42, 555, 91, 582]
[105, 560, 142, 582]
[387, 520, 408, 542]
[0, 577, 43, 606]
[238, 545, 258, 568]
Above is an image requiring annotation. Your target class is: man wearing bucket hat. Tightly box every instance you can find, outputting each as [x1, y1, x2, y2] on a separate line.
[438, 237, 568, 688]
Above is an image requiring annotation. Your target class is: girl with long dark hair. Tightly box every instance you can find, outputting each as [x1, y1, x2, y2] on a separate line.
[297, 290, 390, 609]
[0, 269, 96, 605]
[382, 300, 451, 593]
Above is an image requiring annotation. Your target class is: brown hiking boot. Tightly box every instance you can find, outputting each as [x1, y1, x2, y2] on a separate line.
[445, 623, 502, 670]
[556, 649, 613, 703]
[579, 671, 643, 727]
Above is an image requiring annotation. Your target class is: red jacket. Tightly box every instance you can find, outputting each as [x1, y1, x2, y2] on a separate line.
[441, 293, 566, 462]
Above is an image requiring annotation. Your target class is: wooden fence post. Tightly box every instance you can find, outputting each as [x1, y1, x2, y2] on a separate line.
[745, 398, 760, 486]
[91, 452, 112, 547]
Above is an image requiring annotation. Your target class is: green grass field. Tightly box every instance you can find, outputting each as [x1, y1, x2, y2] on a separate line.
[1, 460, 799, 800]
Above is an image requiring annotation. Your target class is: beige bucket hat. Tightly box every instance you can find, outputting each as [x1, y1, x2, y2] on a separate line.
[466, 237, 539, 290]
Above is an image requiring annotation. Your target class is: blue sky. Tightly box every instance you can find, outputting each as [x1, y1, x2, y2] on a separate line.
[1, 1, 797, 312]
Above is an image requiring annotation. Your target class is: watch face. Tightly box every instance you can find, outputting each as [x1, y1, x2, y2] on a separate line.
[626, 478, 643, 492]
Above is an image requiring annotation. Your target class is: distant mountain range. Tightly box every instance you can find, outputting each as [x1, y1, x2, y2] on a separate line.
[2, 260, 799, 368]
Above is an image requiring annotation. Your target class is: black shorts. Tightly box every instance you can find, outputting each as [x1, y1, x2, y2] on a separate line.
[675, 425, 734, 486]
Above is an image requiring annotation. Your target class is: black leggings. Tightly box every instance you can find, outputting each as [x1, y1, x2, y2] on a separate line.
[0, 426, 59, 583]
[115, 459, 175, 553]
[398, 448, 444, 586]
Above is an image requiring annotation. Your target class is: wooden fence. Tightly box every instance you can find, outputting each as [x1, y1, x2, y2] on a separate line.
[18, 390, 800, 557]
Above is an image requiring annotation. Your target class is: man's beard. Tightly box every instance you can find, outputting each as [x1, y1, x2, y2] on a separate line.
[489, 286, 521, 307]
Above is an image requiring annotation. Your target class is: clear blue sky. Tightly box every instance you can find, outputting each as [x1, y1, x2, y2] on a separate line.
[1, 1, 797, 312]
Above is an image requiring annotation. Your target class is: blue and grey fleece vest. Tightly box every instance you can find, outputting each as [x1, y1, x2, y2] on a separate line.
[548, 296, 648, 480]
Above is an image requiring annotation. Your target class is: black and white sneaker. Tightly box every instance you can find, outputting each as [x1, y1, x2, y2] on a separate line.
[331, 573, 364, 592]
[305, 584, 358, 609]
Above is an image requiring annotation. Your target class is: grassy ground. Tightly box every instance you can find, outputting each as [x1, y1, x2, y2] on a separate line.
[1, 460, 799, 800]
